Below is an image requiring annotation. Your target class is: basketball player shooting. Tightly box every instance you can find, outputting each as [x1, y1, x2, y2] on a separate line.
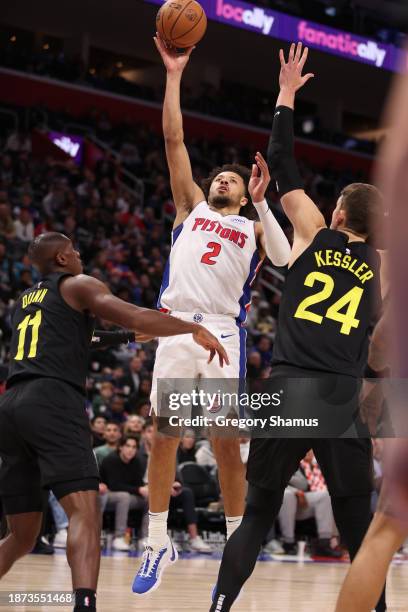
[131, 33, 290, 596]
[210, 42, 386, 612]
[0, 232, 227, 612]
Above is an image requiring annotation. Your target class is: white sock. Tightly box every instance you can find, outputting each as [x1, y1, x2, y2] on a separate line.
[226, 515, 243, 540]
[147, 511, 169, 550]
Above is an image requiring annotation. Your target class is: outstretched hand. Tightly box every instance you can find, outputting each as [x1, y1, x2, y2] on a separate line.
[279, 42, 314, 93]
[192, 326, 230, 368]
[153, 32, 195, 74]
[248, 152, 271, 203]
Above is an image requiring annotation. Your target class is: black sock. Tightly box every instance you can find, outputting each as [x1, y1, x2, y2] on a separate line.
[74, 589, 96, 611]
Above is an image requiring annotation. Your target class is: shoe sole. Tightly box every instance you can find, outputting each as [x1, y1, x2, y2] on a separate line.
[132, 542, 179, 596]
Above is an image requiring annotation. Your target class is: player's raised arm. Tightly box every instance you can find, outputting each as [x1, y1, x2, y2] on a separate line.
[268, 43, 325, 254]
[154, 34, 204, 225]
[62, 274, 229, 366]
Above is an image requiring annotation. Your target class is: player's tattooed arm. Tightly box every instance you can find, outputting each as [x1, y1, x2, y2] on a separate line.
[269, 43, 324, 264]
[154, 33, 204, 226]
[61, 275, 229, 366]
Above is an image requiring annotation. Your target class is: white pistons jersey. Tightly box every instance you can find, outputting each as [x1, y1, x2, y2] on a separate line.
[158, 201, 261, 323]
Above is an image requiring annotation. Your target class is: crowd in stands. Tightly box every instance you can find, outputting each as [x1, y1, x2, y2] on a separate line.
[0, 39, 377, 154]
[0, 98, 376, 556]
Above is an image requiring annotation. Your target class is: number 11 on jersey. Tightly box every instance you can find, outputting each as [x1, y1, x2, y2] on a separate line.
[15, 310, 42, 360]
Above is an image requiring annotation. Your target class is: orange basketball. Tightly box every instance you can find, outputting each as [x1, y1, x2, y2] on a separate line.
[156, 0, 207, 48]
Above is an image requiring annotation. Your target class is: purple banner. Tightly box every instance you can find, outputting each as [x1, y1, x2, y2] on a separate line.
[48, 131, 84, 164]
[147, 0, 406, 73]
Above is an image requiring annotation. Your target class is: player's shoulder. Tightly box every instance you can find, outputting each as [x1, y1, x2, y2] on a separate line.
[62, 274, 99, 288]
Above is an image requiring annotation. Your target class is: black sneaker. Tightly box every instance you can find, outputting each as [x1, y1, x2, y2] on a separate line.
[313, 539, 343, 559]
[282, 542, 298, 555]
[31, 537, 55, 555]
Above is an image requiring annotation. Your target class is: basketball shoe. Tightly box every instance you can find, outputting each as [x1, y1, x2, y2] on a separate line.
[132, 536, 178, 595]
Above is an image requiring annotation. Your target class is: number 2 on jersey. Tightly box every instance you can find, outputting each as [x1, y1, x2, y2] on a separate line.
[15, 310, 42, 360]
[201, 242, 221, 265]
[294, 271, 363, 335]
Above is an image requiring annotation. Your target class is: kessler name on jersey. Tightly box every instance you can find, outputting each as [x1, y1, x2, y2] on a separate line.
[192, 217, 248, 249]
[314, 249, 374, 283]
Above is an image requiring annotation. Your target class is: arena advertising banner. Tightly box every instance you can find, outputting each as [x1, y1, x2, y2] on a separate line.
[147, 0, 406, 72]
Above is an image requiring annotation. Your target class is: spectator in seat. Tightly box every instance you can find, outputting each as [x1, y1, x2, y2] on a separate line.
[177, 429, 197, 464]
[99, 435, 148, 551]
[139, 418, 154, 476]
[169, 475, 212, 553]
[254, 302, 276, 339]
[136, 377, 152, 405]
[109, 394, 128, 425]
[195, 437, 217, 479]
[245, 290, 260, 329]
[91, 415, 107, 448]
[92, 381, 115, 418]
[94, 421, 122, 466]
[123, 356, 146, 396]
[123, 415, 145, 436]
[0, 202, 15, 241]
[278, 450, 341, 558]
[14, 209, 34, 243]
[256, 336, 273, 368]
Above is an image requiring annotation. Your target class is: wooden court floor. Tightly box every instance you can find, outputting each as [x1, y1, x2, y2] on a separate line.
[2, 553, 408, 611]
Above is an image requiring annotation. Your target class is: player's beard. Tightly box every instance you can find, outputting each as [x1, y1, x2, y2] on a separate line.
[209, 194, 234, 209]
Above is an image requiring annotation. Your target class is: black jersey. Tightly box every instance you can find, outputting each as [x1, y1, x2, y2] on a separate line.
[7, 272, 94, 392]
[272, 228, 381, 377]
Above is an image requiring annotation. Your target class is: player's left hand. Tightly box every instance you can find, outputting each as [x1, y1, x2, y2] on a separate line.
[248, 152, 271, 203]
[193, 326, 230, 367]
[279, 42, 314, 93]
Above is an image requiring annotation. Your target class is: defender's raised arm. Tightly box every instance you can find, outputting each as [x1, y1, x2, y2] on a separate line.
[268, 43, 325, 261]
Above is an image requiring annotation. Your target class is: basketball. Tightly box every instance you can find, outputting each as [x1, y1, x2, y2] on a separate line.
[156, 0, 207, 48]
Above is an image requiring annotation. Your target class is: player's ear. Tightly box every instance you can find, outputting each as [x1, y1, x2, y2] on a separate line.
[55, 251, 67, 266]
[240, 196, 248, 207]
[337, 207, 346, 225]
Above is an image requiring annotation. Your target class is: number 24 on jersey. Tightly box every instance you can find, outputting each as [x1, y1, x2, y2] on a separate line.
[294, 271, 363, 335]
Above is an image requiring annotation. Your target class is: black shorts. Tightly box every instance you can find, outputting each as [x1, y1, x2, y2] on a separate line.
[246, 365, 373, 497]
[0, 378, 99, 514]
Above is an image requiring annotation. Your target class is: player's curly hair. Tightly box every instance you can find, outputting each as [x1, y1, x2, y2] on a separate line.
[201, 164, 256, 219]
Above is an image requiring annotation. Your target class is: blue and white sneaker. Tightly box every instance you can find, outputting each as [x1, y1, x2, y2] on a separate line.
[132, 536, 178, 595]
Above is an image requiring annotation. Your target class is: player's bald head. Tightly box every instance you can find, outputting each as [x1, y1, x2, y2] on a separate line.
[28, 233, 81, 276]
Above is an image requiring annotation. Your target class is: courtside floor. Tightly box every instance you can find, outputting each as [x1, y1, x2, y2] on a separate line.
[2, 551, 408, 611]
